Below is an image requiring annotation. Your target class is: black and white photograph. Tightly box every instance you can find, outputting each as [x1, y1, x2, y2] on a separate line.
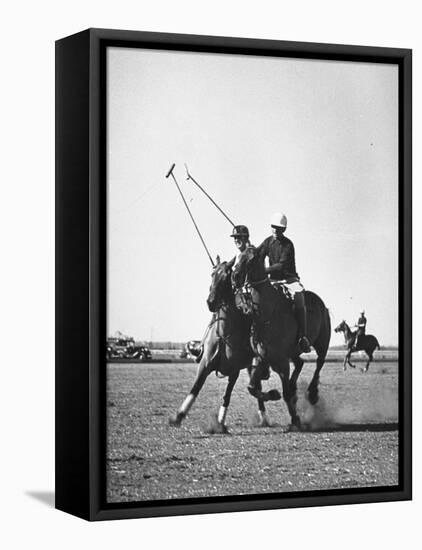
[4, 0, 421, 545]
[106, 45, 401, 503]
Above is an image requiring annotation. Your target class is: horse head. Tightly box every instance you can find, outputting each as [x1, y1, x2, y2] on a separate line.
[206, 256, 235, 312]
[231, 246, 266, 290]
[334, 320, 347, 333]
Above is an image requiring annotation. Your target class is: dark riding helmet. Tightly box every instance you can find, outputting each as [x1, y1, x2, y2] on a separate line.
[230, 225, 249, 238]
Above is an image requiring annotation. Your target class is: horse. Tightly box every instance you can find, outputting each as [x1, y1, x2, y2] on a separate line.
[169, 258, 280, 432]
[334, 320, 380, 372]
[231, 246, 331, 429]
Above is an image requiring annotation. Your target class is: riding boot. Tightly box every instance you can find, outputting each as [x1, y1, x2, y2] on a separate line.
[294, 293, 311, 353]
[353, 335, 360, 352]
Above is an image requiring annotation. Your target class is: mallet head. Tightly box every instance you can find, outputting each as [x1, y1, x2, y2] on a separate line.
[166, 163, 176, 178]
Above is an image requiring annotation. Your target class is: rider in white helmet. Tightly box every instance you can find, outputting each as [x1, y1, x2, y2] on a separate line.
[353, 309, 367, 350]
[256, 212, 312, 354]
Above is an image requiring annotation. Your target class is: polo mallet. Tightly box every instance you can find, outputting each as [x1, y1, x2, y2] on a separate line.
[166, 163, 215, 267]
[184, 164, 235, 227]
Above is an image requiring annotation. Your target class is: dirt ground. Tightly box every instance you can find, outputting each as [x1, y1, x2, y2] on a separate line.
[106, 361, 399, 503]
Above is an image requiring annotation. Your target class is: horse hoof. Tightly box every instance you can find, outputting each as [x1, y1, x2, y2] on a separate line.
[169, 414, 183, 427]
[206, 422, 230, 435]
[287, 423, 302, 433]
[308, 392, 318, 406]
[265, 389, 282, 402]
[258, 417, 272, 428]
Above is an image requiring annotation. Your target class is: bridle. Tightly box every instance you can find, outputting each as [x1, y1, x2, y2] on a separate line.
[208, 270, 237, 347]
[233, 262, 270, 316]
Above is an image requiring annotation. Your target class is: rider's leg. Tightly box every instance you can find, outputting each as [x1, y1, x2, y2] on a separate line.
[292, 290, 311, 353]
[352, 332, 360, 352]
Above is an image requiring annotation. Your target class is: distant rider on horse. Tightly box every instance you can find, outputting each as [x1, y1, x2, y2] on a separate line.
[256, 213, 311, 354]
[353, 310, 367, 350]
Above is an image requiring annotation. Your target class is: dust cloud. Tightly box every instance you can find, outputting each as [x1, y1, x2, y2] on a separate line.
[296, 380, 398, 431]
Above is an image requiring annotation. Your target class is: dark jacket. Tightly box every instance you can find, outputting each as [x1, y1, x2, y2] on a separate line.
[356, 315, 367, 336]
[257, 235, 299, 282]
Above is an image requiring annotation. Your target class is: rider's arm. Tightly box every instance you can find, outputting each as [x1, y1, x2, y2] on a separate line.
[256, 239, 269, 263]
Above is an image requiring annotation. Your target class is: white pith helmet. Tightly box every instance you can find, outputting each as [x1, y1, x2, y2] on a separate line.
[270, 212, 287, 228]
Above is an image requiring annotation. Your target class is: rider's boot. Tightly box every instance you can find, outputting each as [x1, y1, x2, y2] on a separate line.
[351, 334, 359, 352]
[294, 292, 311, 354]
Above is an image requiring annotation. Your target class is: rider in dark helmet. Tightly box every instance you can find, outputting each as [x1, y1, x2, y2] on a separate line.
[256, 212, 312, 354]
[230, 225, 271, 386]
[230, 225, 252, 262]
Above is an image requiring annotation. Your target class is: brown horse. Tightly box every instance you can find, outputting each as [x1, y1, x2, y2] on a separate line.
[232, 246, 331, 429]
[334, 320, 380, 372]
[169, 258, 280, 432]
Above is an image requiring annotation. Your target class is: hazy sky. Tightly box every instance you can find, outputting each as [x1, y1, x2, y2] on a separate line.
[107, 47, 398, 346]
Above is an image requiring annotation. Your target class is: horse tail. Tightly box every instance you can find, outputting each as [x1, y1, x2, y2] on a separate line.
[375, 337, 381, 350]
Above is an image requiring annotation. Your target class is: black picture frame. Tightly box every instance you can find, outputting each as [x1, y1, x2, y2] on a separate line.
[55, 28, 412, 521]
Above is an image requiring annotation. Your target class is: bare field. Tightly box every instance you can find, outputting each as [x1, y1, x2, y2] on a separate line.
[106, 361, 399, 503]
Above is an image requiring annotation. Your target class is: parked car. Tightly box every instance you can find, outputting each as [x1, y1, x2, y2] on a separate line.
[106, 336, 152, 361]
[180, 340, 202, 360]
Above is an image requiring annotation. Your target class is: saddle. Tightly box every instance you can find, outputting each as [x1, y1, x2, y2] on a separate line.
[270, 280, 294, 302]
[234, 280, 294, 317]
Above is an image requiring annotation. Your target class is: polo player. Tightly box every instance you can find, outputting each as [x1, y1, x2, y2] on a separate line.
[353, 310, 367, 350]
[257, 213, 311, 354]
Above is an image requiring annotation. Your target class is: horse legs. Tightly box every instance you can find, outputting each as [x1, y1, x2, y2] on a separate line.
[343, 350, 351, 370]
[361, 351, 373, 373]
[256, 380, 271, 426]
[247, 358, 281, 402]
[246, 365, 271, 426]
[169, 360, 211, 426]
[277, 359, 301, 430]
[290, 356, 304, 398]
[344, 350, 355, 370]
[307, 354, 326, 405]
[215, 370, 240, 433]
